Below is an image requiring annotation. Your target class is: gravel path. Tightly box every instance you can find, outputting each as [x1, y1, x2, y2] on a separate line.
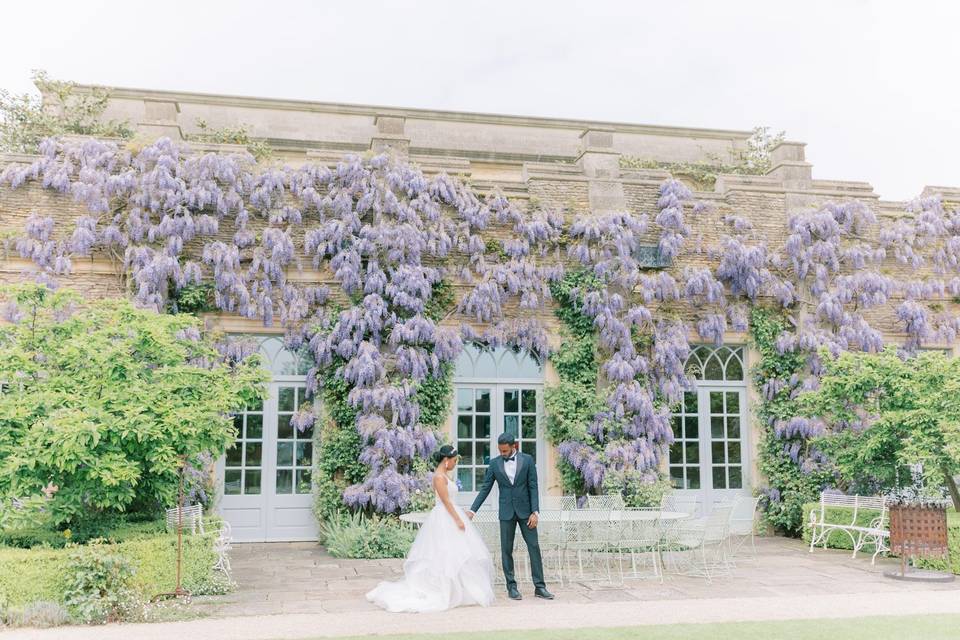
[6, 590, 960, 640]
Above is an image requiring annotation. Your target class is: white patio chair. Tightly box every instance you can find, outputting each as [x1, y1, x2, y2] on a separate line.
[585, 494, 625, 511]
[660, 492, 701, 519]
[728, 495, 761, 562]
[541, 495, 578, 511]
[562, 510, 614, 584]
[536, 509, 566, 584]
[166, 504, 204, 535]
[616, 509, 662, 582]
[667, 503, 734, 581]
[211, 519, 233, 576]
[473, 510, 505, 584]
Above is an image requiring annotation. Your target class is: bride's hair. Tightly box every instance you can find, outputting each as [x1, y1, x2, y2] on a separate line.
[431, 444, 459, 467]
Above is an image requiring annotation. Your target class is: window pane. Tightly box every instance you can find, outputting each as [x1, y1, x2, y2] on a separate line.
[457, 388, 474, 412]
[521, 389, 537, 413]
[729, 466, 743, 489]
[726, 392, 740, 414]
[224, 470, 242, 495]
[277, 441, 293, 467]
[683, 391, 697, 413]
[246, 414, 263, 439]
[504, 415, 519, 438]
[669, 442, 681, 464]
[710, 392, 723, 413]
[457, 415, 472, 439]
[704, 356, 724, 380]
[711, 417, 724, 438]
[504, 389, 519, 412]
[276, 469, 293, 494]
[688, 467, 700, 489]
[301, 423, 314, 440]
[279, 387, 295, 412]
[671, 416, 682, 438]
[297, 387, 306, 406]
[477, 442, 490, 465]
[296, 469, 312, 494]
[727, 417, 740, 439]
[711, 442, 725, 464]
[685, 416, 698, 439]
[246, 396, 263, 412]
[245, 470, 262, 494]
[521, 415, 536, 439]
[669, 466, 684, 488]
[475, 468, 486, 490]
[712, 466, 726, 489]
[475, 389, 491, 413]
[296, 442, 313, 466]
[726, 355, 743, 381]
[458, 467, 473, 492]
[232, 414, 243, 433]
[685, 442, 699, 464]
[476, 415, 491, 438]
[278, 414, 293, 439]
[521, 441, 536, 460]
[463, 443, 475, 465]
[226, 444, 242, 466]
[245, 442, 262, 467]
[728, 441, 741, 464]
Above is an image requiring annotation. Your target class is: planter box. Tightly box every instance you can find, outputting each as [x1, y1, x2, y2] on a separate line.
[889, 504, 949, 575]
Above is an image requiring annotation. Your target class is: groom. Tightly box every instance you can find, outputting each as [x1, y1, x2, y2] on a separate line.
[466, 433, 555, 601]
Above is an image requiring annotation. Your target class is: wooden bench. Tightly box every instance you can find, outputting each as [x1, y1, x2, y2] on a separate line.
[808, 492, 889, 564]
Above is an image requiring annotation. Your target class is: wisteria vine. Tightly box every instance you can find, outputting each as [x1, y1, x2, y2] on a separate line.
[3, 135, 960, 519]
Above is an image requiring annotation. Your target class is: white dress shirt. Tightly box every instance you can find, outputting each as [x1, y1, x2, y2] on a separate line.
[504, 455, 518, 484]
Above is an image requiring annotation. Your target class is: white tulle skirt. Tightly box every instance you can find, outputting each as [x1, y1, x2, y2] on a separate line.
[366, 503, 495, 613]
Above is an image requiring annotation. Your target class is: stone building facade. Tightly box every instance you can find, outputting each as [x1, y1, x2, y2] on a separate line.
[2, 85, 958, 541]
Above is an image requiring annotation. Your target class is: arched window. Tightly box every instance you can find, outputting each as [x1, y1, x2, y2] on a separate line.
[452, 345, 544, 497]
[256, 336, 312, 377]
[669, 345, 749, 515]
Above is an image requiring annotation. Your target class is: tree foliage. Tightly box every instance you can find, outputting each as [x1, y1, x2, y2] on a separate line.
[0, 71, 133, 153]
[797, 348, 960, 510]
[0, 285, 267, 526]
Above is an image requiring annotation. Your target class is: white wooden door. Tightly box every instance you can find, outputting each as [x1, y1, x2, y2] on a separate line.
[453, 384, 544, 507]
[219, 381, 317, 542]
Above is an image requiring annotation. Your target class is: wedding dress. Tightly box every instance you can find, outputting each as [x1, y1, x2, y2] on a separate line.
[366, 475, 495, 613]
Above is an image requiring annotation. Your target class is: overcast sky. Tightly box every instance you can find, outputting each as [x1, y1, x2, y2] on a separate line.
[1, 1, 956, 201]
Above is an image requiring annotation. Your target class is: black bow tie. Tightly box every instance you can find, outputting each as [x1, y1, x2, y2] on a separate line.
[504, 456, 516, 462]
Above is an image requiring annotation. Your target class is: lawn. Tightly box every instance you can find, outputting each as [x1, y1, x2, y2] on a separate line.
[327, 615, 960, 640]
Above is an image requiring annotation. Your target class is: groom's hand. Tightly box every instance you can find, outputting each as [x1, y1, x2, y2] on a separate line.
[466, 510, 475, 520]
[527, 513, 538, 529]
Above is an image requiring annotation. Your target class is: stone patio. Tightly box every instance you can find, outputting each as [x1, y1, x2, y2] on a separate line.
[195, 536, 960, 618]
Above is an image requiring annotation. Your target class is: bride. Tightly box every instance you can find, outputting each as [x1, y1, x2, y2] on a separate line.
[366, 445, 495, 613]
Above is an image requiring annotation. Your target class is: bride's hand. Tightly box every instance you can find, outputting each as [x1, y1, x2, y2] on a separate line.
[456, 518, 466, 531]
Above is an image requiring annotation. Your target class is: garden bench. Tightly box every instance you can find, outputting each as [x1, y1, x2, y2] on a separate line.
[808, 492, 889, 564]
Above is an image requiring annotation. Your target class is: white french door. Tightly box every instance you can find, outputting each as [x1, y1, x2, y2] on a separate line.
[669, 386, 750, 513]
[219, 381, 317, 542]
[452, 384, 544, 506]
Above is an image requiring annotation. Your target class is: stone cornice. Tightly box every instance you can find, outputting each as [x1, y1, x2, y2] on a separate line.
[74, 84, 755, 141]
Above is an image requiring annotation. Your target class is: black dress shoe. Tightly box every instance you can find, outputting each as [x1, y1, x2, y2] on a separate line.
[534, 587, 555, 600]
[507, 586, 523, 600]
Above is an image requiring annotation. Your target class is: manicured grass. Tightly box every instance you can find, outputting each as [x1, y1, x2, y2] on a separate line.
[327, 615, 960, 640]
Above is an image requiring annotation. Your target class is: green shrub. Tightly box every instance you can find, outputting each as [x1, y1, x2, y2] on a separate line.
[0, 530, 231, 608]
[64, 544, 140, 624]
[320, 513, 415, 559]
[603, 472, 671, 509]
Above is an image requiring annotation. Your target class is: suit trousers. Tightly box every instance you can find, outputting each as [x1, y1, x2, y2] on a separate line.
[499, 515, 546, 590]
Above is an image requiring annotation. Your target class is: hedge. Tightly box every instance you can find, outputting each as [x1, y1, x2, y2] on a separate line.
[802, 503, 960, 574]
[0, 531, 231, 607]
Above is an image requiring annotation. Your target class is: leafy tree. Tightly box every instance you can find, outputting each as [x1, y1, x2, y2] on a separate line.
[0, 285, 267, 527]
[798, 348, 960, 510]
[0, 70, 133, 153]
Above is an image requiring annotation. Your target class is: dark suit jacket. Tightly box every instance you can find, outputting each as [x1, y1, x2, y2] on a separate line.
[470, 452, 540, 521]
